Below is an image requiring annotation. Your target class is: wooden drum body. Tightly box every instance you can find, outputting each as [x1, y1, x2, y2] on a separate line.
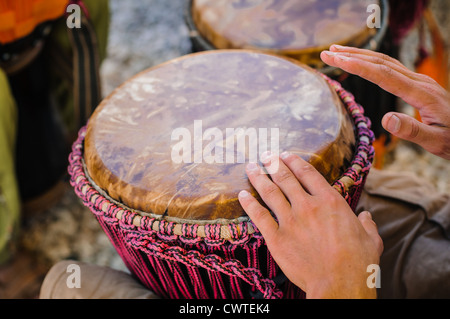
[69, 51, 374, 299]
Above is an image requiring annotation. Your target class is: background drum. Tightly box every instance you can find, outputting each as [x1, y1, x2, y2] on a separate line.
[69, 50, 374, 299]
[185, 0, 394, 166]
[187, 0, 388, 72]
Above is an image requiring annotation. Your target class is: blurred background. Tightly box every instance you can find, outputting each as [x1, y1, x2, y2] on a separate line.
[0, 0, 449, 298]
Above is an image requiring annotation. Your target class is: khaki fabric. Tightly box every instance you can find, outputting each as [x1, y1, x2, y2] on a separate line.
[39, 260, 159, 299]
[356, 169, 450, 299]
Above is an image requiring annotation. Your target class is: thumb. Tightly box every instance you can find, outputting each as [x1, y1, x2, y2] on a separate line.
[382, 112, 434, 148]
[358, 211, 384, 256]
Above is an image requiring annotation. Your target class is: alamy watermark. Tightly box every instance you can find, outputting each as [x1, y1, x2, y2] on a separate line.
[65, 262, 381, 291]
[66, 264, 81, 289]
[171, 120, 280, 173]
[367, 264, 381, 289]
[367, 4, 382, 29]
[66, 4, 81, 29]
[67, 3, 382, 30]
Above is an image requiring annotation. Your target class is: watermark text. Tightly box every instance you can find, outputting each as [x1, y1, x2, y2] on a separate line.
[171, 120, 280, 173]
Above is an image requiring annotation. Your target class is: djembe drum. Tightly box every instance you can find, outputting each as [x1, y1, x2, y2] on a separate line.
[69, 50, 374, 299]
[186, 0, 388, 73]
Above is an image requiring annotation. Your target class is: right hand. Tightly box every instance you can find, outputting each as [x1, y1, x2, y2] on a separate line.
[321, 45, 450, 160]
[239, 153, 383, 299]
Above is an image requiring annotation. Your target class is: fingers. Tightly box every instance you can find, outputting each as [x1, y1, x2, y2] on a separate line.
[330, 45, 406, 69]
[382, 112, 444, 155]
[240, 152, 341, 228]
[245, 162, 292, 215]
[280, 152, 332, 196]
[358, 212, 384, 257]
[238, 190, 278, 240]
[321, 45, 450, 160]
[327, 51, 427, 84]
[240, 152, 330, 226]
[260, 152, 307, 201]
[320, 46, 438, 111]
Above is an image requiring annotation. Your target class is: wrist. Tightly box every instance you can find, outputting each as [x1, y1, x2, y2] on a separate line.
[305, 276, 377, 299]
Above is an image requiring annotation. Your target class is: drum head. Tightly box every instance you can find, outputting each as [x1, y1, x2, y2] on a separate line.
[191, 0, 380, 68]
[84, 50, 355, 222]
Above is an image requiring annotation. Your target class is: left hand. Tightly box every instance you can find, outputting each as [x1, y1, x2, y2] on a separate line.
[238, 152, 383, 299]
[320, 45, 450, 160]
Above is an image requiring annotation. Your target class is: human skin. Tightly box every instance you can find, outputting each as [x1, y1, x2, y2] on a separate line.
[239, 46, 450, 299]
[321, 45, 450, 160]
[238, 153, 384, 299]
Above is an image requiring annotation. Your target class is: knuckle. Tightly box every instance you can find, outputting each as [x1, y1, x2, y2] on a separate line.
[372, 55, 386, 66]
[249, 203, 269, 219]
[422, 83, 439, 96]
[420, 83, 446, 103]
[260, 183, 279, 199]
[326, 193, 343, 207]
[375, 235, 384, 255]
[289, 157, 313, 174]
[416, 73, 437, 84]
[291, 162, 316, 180]
[372, 52, 404, 70]
[298, 162, 315, 174]
[377, 63, 393, 77]
[273, 169, 294, 184]
[408, 120, 421, 139]
[387, 55, 403, 66]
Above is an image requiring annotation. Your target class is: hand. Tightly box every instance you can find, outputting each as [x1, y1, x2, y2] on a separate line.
[321, 45, 450, 160]
[238, 152, 384, 299]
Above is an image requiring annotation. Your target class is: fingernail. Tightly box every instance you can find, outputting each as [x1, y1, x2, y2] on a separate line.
[260, 151, 272, 163]
[387, 115, 401, 133]
[239, 190, 250, 198]
[364, 211, 373, 220]
[331, 44, 347, 51]
[280, 151, 291, 160]
[323, 50, 337, 57]
[247, 162, 260, 172]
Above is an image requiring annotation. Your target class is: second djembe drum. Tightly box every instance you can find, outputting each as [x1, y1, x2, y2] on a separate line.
[187, 0, 388, 71]
[69, 50, 374, 299]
